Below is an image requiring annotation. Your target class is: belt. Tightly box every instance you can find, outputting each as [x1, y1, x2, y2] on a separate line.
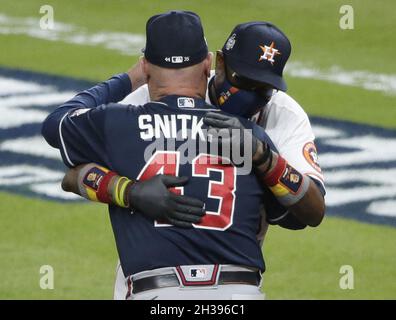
[131, 269, 261, 294]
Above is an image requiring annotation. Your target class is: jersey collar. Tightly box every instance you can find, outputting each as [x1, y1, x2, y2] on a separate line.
[158, 95, 216, 110]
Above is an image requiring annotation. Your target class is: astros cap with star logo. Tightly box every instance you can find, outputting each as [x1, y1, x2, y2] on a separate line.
[222, 21, 291, 91]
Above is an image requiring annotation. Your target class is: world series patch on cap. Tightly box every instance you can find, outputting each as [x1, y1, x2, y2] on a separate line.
[144, 10, 208, 69]
[222, 21, 291, 91]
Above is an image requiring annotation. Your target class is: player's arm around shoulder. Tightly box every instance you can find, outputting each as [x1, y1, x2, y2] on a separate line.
[41, 60, 148, 167]
[257, 91, 325, 227]
[61, 163, 206, 228]
[41, 59, 146, 147]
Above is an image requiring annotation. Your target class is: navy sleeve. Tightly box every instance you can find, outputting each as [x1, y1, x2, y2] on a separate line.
[41, 73, 132, 167]
[57, 106, 109, 167]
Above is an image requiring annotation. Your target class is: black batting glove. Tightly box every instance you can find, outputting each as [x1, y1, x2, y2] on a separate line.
[128, 174, 205, 228]
[203, 112, 265, 162]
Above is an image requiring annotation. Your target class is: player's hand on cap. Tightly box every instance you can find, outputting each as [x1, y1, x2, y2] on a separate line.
[128, 174, 205, 228]
[203, 112, 265, 165]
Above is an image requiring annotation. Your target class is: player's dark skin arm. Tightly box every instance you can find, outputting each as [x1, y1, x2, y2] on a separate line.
[62, 163, 206, 228]
[61, 159, 323, 227]
[290, 180, 325, 227]
[254, 143, 325, 227]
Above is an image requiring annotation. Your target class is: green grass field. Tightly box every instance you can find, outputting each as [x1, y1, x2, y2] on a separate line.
[0, 0, 395, 299]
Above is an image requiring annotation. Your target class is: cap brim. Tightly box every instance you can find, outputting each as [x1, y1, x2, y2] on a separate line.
[226, 56, 287, 91]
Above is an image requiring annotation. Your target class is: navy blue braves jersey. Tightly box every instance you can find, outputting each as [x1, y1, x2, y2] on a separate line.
[41, 73, 296, 276]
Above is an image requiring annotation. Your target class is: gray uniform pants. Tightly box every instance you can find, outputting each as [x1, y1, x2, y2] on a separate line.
[129, 284, 265, 300]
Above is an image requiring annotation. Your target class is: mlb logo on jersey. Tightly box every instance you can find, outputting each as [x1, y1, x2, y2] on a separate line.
[177, 97, 195, 108]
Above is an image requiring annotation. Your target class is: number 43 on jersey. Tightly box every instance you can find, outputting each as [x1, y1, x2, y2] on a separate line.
[137, 151, 236, 231]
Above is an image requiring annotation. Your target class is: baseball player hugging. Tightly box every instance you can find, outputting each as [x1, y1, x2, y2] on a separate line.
[42, 10, 325, 300]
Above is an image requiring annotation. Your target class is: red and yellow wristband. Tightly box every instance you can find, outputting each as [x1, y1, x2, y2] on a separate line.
[77, 163, 133, 208]
[257, 153, 310, 207]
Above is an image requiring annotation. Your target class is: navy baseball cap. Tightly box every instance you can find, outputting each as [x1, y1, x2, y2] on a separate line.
[222, 22, 291, 91]
[144, 10, 208, 68]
